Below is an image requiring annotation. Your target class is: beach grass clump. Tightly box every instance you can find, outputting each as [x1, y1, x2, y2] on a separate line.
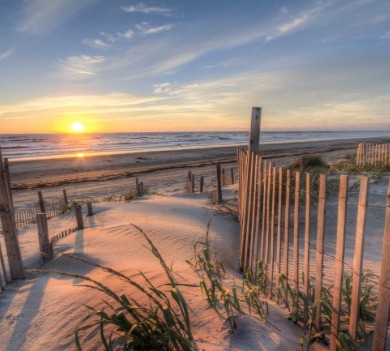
[120, 190, 136, 201]
[276, 269, 377, 350]
[332, 158, 390, 173]
[288, 155, 328, 171]
[58, 224, 198, 351]
[187, 222, 268, 331]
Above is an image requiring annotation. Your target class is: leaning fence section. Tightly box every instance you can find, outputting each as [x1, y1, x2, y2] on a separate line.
[238, 145, 390, 350]
[356, 142, 390, 167]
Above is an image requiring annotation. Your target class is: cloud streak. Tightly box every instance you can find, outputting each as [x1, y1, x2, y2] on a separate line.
[135, 22, 174, 35]
[121, 3, 171, 15]
[16, 0, 97, 35]
[57, 55, 106, 80]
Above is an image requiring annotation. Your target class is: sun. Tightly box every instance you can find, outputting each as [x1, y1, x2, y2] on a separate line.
[71, 121, 85, 133]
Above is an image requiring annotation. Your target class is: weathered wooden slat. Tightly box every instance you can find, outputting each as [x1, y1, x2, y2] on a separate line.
[349, 176, 369, 340]
[315, 174, 327, 330]
[330, 175, 348, 351]
[303, 172, 311, 321]
[268, 166, 277, 299]
[275, 167, 283, 300]
[293, 171, 301, 314]
[372, 177, 390, 350]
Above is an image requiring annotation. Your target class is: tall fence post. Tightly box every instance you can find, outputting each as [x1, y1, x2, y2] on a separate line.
[330, 175, 348, 351]
[315, 174, 327, 330]
[200, 176, 204, 193]
[75, 205, 84, 229]
[0, 149, 25, 279]
[136, 177, 141, 196]
[38, 191, 46, 213]
[36, 213, 53, 263]
[349, 176, 369, 340]
[63, 189, 68, 205]
[4, 158, 14, 212]
[230, 167, 235, 185]
[372, 178, 390, 350]
[248, 107, 262, 154]
[216, 163, 223, 204]
[87, 202, 94, 216]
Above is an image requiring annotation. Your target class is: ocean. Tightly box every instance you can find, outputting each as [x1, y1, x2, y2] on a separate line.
[1, 131, 389, 161]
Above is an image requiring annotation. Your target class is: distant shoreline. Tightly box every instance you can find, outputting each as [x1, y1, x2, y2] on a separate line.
[8, 136, 390, 191]
[3, 130, 390, 162]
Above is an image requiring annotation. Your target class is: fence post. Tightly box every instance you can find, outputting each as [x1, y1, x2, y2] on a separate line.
[372, 178, 390, 350]
[0, 242, 9, 284]
[187, 172, 192, 193]
[0, 149, 25, 280]
[349, 176, 369, 340]
[38, 191, 46, 213]
[231, 167, 235, 185]
[75, 205, 84, 229]
[63, 189, 68, 205]
[36, 213, 53, 263]
[330, 175, 348, 351]
[136, 177, 141, 196]
[315, 174, 327, 330]
[4, 158, 14, 212]
[191, 174, 195, 193]
[248, 107, 262, 154]
[216, 163, 223, 204]
[200, 176, 204, 193]
[222, 169, 226, 186]
[87, 202, 94, 216]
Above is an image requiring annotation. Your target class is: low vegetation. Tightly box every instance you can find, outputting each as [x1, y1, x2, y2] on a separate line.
[253, 266, 377, 350]
[59, 224, 198, 351]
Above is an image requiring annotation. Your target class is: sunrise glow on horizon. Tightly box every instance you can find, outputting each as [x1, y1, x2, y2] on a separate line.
[0, 1, 389, 134]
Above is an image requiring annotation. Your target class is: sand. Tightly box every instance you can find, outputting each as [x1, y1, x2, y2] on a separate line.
[0, 189, 305, 351]
[8, 136, 389, 210]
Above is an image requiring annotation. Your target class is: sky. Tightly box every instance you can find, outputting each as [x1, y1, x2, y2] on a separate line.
[0, 0, 389, 134]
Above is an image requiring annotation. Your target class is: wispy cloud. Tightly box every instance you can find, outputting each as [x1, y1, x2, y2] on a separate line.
[266, 12, 313, 42]
[153, 82, 173, 94]
[57, 55, 106, 80]
[82, 29, 134, 49]
[135, 22, 173, 35]
[0, 93, 166, 117]
[16, 0, 97, 35]
[121, 3, 171, 15]
[0, 49, 14, 61]
[82, 38, 109, 49]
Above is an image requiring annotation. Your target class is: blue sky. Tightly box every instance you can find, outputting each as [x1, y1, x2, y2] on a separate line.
[0, 0, 389, 133]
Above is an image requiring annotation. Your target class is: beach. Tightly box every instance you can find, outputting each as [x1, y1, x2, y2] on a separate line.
[8, 136, 389, 208]
[1, 136, 390, 350]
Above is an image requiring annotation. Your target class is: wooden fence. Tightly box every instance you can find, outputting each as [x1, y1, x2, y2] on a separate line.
[356, 142, 390, 167]
[238, 128, 390, 349]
